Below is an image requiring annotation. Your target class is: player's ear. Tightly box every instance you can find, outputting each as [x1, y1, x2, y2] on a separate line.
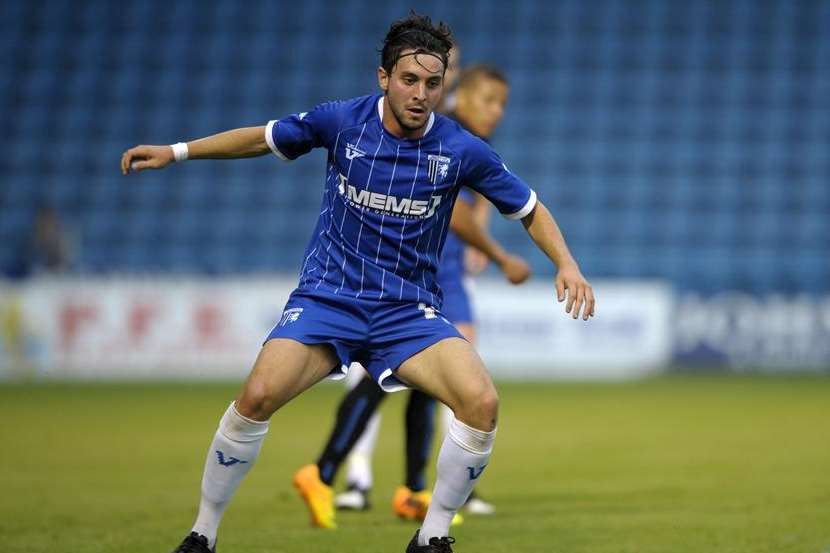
[378, 67, 389, 92]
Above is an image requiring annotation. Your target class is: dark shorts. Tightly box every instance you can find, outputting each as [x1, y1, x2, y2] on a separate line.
[265, 288, 463, 392]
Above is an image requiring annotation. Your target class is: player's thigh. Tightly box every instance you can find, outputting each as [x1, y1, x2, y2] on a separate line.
[236, 338, 339, 421]
[396, 337, 497, 430]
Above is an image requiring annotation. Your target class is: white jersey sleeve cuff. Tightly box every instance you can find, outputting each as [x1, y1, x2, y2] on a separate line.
[265, 120, 290, 161]
[504, 189, 537, 220]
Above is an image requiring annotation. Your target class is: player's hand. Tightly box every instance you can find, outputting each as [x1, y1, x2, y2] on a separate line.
[121, 145, 175, 175]
[464, 248, 489, 274]
[499, 254, 531, 285]
[555, 264, 595, 320]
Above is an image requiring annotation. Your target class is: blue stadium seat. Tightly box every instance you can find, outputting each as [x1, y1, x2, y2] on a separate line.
[1, 0, 826, 292]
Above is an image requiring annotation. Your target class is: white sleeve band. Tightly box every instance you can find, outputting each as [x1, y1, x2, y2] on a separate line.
[170, 142, 188, 162]
[264, 120, 290, 161]
[504, 189, 538, 220]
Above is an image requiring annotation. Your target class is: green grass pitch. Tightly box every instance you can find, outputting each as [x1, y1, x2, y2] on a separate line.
[1, 375, 829, 552]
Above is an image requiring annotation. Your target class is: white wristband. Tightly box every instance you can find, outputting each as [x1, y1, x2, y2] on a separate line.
[170, 142, 188, 162]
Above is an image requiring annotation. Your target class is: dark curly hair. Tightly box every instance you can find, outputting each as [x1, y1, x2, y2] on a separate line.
[380, 12, 454, 75]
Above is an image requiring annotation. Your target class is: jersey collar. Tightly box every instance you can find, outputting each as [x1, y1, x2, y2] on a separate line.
[377, 96, 435, 139]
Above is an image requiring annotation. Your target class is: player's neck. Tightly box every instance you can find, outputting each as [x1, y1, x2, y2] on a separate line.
[381, 97, 428, 140]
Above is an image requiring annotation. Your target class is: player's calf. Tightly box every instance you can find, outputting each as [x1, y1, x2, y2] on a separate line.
[189, 402, 269, 549]
[417, 416, 496, 545]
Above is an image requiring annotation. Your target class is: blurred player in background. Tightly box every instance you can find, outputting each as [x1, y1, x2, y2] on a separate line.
[293, 63, 522, 531]
[121, 12, 594, 553]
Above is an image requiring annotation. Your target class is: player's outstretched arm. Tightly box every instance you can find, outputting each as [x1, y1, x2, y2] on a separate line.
[521, 201, 595, 320]
[121, 126, 269, 175]
[449, 199, 530, 284]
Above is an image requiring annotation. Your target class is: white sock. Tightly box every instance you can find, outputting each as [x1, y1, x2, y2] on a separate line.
[439, 403, 454, 436]
[418, 418, 496, 545]
[345, 412, 381, 490]
[191, 402, 269, 548]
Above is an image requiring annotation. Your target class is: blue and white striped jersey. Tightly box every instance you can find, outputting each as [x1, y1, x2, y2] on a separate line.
[266, 94, 536, 306]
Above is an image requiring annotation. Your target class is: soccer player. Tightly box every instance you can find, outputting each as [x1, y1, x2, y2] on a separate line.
[121, 13, 594, 553]
[299, 65, 523, 528]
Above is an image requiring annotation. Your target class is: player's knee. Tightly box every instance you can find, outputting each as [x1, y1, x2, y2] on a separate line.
[236, 379, 280, 421]
[457, 385, 499, 431]
[477, 387, 500, 429]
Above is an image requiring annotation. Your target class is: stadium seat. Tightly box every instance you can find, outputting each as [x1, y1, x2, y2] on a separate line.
[0, 0, 826, 293]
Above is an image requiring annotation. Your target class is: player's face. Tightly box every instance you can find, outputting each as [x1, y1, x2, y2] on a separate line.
[455, 77, 509, 139]
[378, 49, 445, 137]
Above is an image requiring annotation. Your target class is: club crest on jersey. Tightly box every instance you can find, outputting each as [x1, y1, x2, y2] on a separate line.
[345, 143, 366, 160]
[427, 154, 451, 184]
